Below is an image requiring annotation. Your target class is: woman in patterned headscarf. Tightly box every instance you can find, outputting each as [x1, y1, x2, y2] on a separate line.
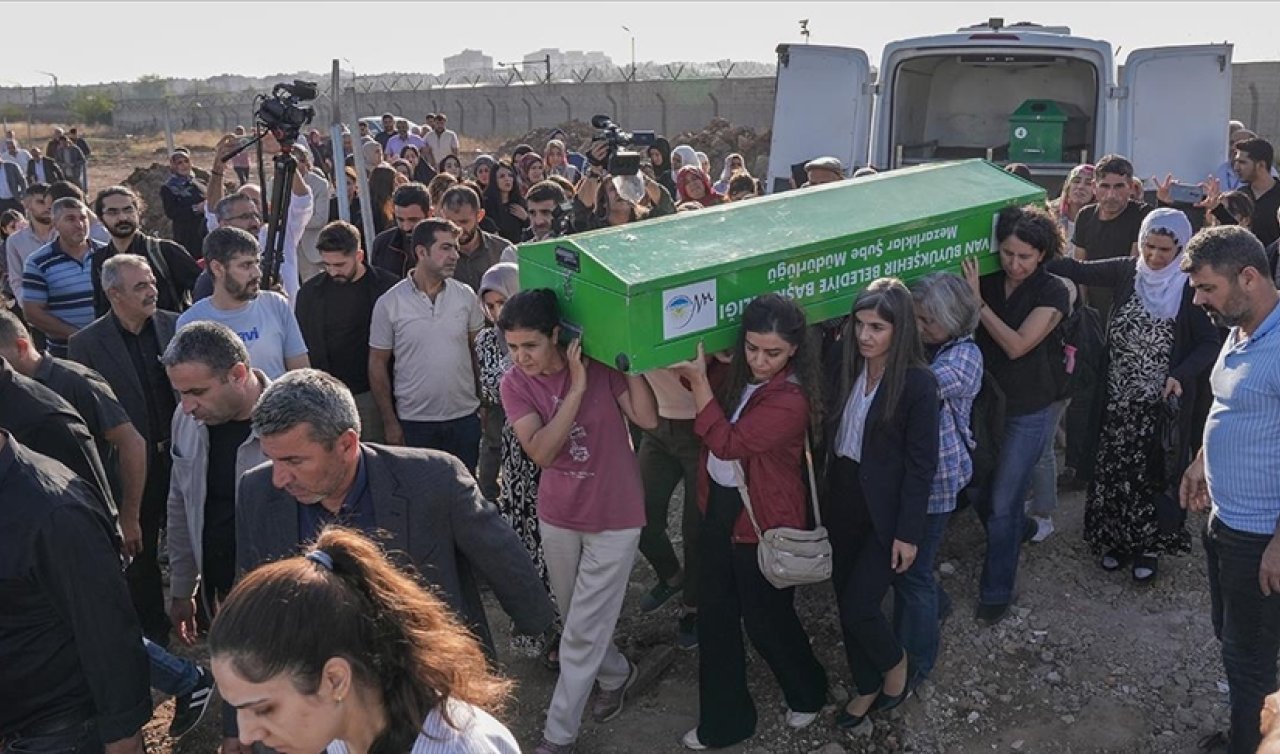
[1047, 208, 1221, 582]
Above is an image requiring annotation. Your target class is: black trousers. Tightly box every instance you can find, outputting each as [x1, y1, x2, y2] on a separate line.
[827, 456, 905, 695]
[125, 447, 170, 646]
[696, 481, 827, 747]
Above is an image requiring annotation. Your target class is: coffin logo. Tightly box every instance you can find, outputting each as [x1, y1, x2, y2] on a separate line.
[662, 280, 717, 341]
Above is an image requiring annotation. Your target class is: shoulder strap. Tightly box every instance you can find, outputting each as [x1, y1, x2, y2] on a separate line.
[804, 433, 822, 527]
[734, 434, 823, 535]
[731, 461, 766, 540]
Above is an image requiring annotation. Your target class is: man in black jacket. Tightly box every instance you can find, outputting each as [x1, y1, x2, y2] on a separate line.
[295, 221, 397, 442]
[91, 186, 200, 315]
[0, 432, 149, 754]
[25, 146, 64, 185]
[369, 181, 429, 279]
[159, 149, 208, 260]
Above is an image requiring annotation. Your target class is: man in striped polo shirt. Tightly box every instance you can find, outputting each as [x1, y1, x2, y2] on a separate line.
[1181, 225, 1280, 754]
[21, 197, 102, 356]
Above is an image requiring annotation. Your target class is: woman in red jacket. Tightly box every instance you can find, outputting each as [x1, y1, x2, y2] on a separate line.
[669, 293, 827, 751]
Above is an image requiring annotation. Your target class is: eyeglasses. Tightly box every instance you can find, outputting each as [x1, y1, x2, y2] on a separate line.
[226, 211, 262, 223]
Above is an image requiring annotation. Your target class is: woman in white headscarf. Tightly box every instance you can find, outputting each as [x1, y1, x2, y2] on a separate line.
[1047, 208, 1221, 582]
[713, 153, 747, 195]
[671, 145, 700, 175]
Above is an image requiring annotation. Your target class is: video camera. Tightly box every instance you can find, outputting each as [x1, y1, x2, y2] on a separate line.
[590, 115, 656, 177]
[257, 80, 317, 146]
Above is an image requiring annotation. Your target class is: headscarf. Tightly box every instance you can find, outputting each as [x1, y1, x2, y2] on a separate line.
[696, 151, 711, 174]
[517, 152, 544, 185]
[1134, 207, 1193, 320]
[649, 137, 672, 170]
[479, 261, 520, 301]
[676, 165, 721, 207]
[471, 154, 497, 177]
[718, 152, 745, 184]
[671, 145, 699, 173]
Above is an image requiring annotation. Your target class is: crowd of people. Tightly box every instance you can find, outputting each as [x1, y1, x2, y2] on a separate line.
[1, 110, 1280, 754]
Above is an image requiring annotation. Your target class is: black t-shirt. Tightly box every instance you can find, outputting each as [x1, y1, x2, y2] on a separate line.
[321, 279, 378, 393]
[977, 269, 1071, 416]
[203, 418, 252, 591]
[1246, 181, 1280, 248]
[118, 317, 176, 444]
[1071, 201, 1152, 261]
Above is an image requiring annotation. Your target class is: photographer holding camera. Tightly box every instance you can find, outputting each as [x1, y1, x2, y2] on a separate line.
[574, 124, 675, 232]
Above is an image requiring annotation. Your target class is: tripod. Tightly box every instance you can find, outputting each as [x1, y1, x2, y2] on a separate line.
[220, 131, 298, 292]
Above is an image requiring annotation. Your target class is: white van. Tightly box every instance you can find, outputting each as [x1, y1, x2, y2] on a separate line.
[766, 19, 1233, 193]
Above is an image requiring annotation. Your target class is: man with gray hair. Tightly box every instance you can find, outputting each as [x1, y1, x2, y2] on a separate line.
[237, 368, 556, 659]
[178, 227, 308, 380]
[71, 253, 181, 644]
[21, 197, 103, 356]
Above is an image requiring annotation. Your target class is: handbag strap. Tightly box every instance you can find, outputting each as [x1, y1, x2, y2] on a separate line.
[731, 460, 767, 540]
[804, 433, 822, 528]
[732, 431, 823, 535]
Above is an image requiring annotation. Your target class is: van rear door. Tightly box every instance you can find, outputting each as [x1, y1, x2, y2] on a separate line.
[1117, 44, 1233, 184]
[765, 44, 873, 193]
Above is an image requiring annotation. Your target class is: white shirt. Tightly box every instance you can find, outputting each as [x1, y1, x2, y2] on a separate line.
[424, 129, 460, 162]
[326, 700, 519, 754]
[834, 370, 880, 462]
[707, 382, 764, 487]
[1, 149, 31, 172]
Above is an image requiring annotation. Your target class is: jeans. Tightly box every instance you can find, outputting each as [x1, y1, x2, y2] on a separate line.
[637, 418, 702, 607]
[1, 720, 101, 754]
[1204, 516, 1280, 754]
[697, 482, 827, 747]
[145, 637, 199, 697]
[401, 413, 482, 474]
[1028, 399, 1068, 518]
[974, 404, 1056, 606]
[893, 511, 952, 683]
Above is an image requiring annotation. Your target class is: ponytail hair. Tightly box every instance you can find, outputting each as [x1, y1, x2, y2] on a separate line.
[209, 527, 510, 753]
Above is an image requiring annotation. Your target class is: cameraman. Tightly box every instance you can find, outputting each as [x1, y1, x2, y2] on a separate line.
[574, 141, 675, 231]
[205, 132, 313, 303]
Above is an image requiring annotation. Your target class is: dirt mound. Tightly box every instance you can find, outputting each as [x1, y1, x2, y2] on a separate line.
[490, 120, 599, 161]
[122, 163, 219, 239]
[670, 117, 772, 180]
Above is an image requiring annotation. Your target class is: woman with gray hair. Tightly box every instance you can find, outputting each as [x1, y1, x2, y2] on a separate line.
[1047, 208, 1220, 582]
[894, 272, 983, 690]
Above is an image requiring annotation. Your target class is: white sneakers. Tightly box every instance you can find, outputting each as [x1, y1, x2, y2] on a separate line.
[682, 708, 817, 750]
[1030, 516, 1056, 543]
[681, 728, 708, 750]
[785, 709, 818, 729]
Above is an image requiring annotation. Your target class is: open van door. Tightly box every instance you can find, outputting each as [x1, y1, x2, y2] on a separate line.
[765, 44, 873, 194]
[1117, 44, 1232, 185]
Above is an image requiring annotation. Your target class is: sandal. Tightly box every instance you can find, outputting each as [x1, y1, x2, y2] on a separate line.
[1100, 549, 1126, 572]
[1132, 552, 1159, 583]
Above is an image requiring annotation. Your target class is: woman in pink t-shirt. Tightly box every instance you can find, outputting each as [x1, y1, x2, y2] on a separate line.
[497, 289, 657, 754]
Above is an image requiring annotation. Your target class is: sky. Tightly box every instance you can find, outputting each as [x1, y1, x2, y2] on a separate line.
[3, 1, 1277, 88]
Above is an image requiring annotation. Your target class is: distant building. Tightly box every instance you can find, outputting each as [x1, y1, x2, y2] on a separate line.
[444, 49, 494, 74]
[521, 49, 613, 71]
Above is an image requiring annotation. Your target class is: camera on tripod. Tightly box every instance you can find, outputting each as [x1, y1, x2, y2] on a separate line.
[589, 115, 656, 177]
[257, 80, 318, 146]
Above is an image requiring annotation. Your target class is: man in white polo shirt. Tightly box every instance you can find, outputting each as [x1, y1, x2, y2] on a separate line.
[369, 217, 484, 471]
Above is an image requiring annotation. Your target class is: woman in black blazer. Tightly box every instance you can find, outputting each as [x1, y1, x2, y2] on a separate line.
[1047, 208, 1221, 582]
[823, 278, 940, 732]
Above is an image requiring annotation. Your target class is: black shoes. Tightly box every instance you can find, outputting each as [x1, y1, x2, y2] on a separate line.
[975, 602, 1011, 625]
[168, 665, 215, 739]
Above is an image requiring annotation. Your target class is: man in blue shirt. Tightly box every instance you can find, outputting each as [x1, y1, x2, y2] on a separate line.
[21, 197, 102, 356]
[1181, 225, 1280, 754]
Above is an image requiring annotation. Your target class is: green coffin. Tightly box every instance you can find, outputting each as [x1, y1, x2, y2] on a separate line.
[517, 159, 1044, 373]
